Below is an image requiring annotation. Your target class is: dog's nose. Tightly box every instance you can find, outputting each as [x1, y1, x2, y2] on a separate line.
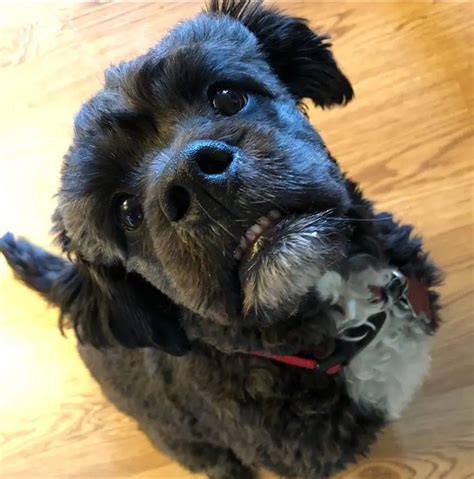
[160, 140, 236, 223]
[192, 142, 234, 176]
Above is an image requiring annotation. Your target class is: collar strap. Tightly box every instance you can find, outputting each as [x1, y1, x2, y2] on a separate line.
[250, 274, 432, 374]
[251, 312, 386, 375]
[251, 352, 328, 371]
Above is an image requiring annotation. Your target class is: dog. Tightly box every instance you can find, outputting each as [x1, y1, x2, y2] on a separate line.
[0, 1, 441, 478]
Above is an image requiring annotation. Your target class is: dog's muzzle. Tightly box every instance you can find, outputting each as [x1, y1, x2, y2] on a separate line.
[237, 213, 347, 322]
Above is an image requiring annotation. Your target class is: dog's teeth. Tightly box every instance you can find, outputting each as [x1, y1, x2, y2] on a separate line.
[250, 224, 263, 235]
[257, 216, 271, 227]
[236, 211, 283, 262]
[269, 209, 282, 219]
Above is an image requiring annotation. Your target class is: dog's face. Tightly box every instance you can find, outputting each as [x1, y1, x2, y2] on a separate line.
[53, 1, 354, 353]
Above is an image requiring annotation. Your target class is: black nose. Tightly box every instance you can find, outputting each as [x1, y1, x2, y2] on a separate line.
[193, 143, 234, 175]
[160, 140, 236, 223]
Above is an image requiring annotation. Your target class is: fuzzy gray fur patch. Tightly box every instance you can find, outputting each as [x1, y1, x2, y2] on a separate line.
[316, 265, 431, 419]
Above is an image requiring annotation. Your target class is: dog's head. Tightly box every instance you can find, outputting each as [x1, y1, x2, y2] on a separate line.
[53, 0, 354, 355]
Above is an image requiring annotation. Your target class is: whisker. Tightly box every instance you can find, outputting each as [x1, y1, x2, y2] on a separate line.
[195, 200, 234, 237]
[326, 215, 395, 224]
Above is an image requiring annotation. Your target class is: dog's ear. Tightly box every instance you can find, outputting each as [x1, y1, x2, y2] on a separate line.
[208, 0, 353, 108]
[46, 211, 190, 355]
[51, 260, 190, 356]
[1, 232, 189, 355]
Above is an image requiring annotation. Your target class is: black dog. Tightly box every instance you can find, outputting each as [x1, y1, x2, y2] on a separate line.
[0, 1, 440, 478]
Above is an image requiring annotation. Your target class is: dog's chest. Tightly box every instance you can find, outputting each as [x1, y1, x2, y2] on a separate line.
[315, 265, 432, 419]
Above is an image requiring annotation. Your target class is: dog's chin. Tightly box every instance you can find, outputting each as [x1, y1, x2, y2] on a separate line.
[237, 213, 347, 323]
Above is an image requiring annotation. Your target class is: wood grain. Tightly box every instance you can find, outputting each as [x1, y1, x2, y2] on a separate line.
[0, 2, 473, 478]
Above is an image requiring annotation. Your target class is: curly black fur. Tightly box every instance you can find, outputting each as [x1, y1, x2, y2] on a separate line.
[0, 2, 440, 478]
[208, 0, 354, 107]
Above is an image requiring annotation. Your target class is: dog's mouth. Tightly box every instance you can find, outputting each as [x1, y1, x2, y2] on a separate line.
[162, 204, 345, 323]
[232, 208, 346, 321]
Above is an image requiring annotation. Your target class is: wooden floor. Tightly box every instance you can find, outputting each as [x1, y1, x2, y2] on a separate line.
[0, 2, 473, 478]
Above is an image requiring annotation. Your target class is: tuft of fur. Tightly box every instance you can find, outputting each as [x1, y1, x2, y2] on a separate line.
[0, 232, 67, 295]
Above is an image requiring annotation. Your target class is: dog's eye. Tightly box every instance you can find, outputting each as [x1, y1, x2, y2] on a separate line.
[118, 196, 144, 231]
[210, 87, 247, 116]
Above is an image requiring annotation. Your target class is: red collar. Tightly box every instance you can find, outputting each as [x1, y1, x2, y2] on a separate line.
[250, 275, 432, 375]
[251, 351, 343, 375]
